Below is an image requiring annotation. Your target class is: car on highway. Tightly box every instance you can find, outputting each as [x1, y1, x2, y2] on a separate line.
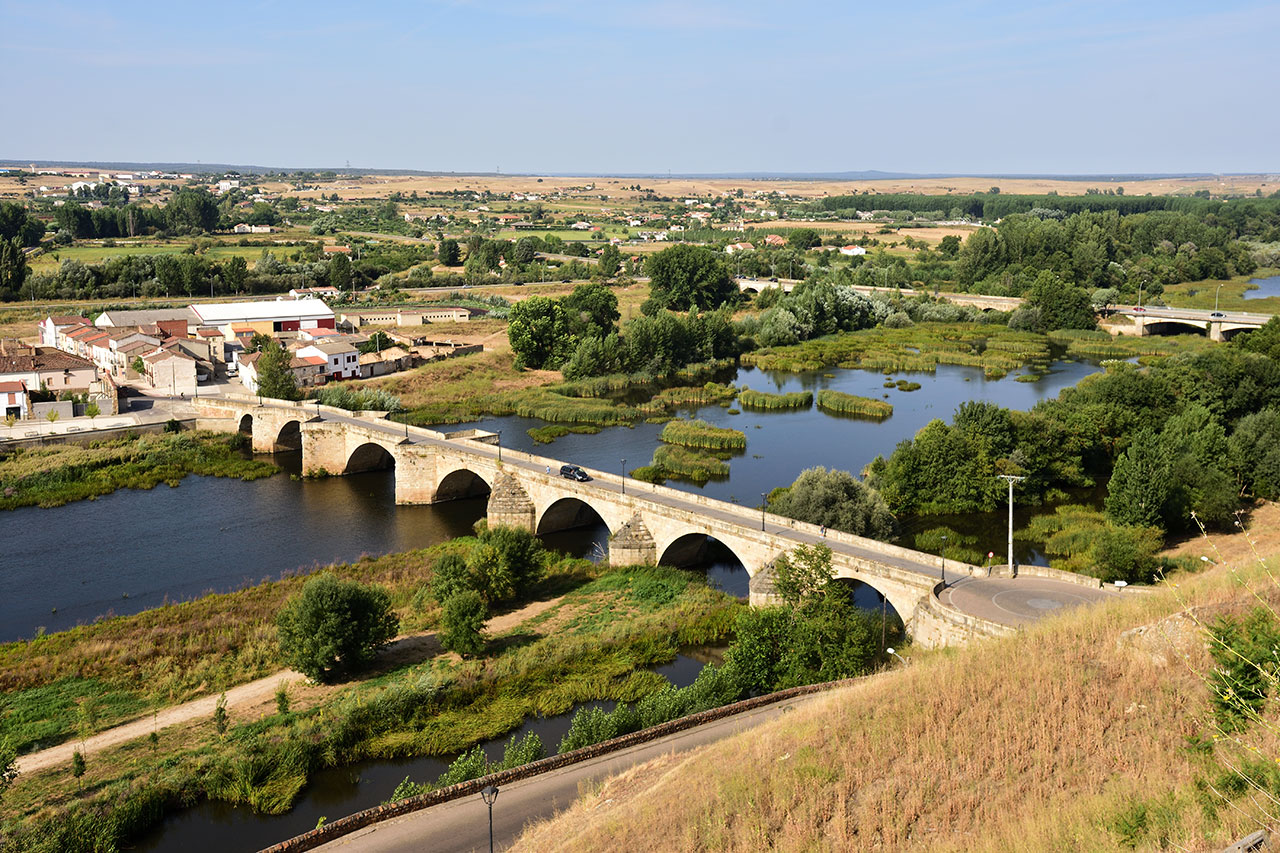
[560, 464, 591, 482]
[1132, 306, 1146, 312]
[1211, 311, 1226, 318]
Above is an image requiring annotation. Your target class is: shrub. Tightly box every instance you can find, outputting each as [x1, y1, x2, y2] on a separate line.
[439, 590, 487, 657]
[276, 573, 399, 682]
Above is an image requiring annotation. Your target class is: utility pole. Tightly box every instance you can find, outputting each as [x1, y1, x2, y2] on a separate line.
[998, 475, 1026, 574]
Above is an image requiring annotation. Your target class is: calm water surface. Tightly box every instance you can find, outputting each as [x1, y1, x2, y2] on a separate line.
[0, 356, 1102, 642]
[1243, 274, 1280, 300]
[131, 650, 717, 853]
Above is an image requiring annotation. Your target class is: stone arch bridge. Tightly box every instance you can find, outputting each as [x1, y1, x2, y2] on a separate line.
[195, 395, 1116, 646]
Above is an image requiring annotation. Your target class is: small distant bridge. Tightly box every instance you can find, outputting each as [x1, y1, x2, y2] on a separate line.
[1108, 306, 1272, 341]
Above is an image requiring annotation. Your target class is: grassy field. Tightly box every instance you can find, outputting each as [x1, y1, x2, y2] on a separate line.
[0, 562, 738, 850]
[1160, 267, 1280, 313]
[28, 242, 303, 272]
[510, 520, 1280, 853]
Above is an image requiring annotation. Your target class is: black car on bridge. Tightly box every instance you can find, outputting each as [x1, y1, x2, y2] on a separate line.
[560, 464, 591, 482]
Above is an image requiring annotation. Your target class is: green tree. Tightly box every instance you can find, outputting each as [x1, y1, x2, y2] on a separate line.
[357, 331, 396, 354]
[256, 340, 301, 401]
[430, 552, 473, 602]
[276, 572, 399, 682]
[71, 750, 86, 788]
[223, 255, 248, 293]
[438, 239, 461, 266]
[787, 228, 821, 250]
[0, 236, 29, 301]
[328, 252, 353, 291]
[84, 402, 100, 422]
[644, 244, 737, 311]
[598, 243, 621, 277]
[440, 590, 488, 657]
[1105, 429, 1172, 529]
[507, 296, 572, 369]
[468, 525, 545, 603]
[1023, 271, 1097, 332]
[768, 467, 896, 539]
[561, 281, 619, 338]
[938, 234, 962, 259]
[772, 543, 835, 607]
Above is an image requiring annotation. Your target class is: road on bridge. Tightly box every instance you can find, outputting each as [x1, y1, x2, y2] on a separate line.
[282, 403, 1114, 629]
[312, 690, 828, 853]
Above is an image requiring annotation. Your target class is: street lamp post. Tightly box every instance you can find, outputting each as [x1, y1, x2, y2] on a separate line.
[480, 785, 499, 853]
[621, 458, 626, 495]
[886, 647, 907, 666]
[496, 429, 502, 464]
[760, 492, 767, 531]
[998, 475, 1026, 574]
[940, 534, 947, 587]
[1215, 283, 1225, 313]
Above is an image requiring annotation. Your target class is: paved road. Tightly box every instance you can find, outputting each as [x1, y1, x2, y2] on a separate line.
[313, 693, 824, 853]
[1113, 305, 1274, 322]
[278, 402, 1109, 629]
[939, 575, 1115, 626]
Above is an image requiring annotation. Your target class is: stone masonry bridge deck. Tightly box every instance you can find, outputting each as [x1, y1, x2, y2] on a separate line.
[194, 394, 1121, 647]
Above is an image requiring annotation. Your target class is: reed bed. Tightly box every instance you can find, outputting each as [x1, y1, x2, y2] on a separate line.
[659, 419, 746, 451]
[738, 388, 813, 411]
[526, 424, 601, 444]
[816, 390, 893, 420]
[0, 432, 276, 510]
[648, 445, 730, 482]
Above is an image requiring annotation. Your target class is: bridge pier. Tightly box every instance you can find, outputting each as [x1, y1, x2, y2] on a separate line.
[487, 472, 536, 531]
[394, 445, 438, 505]
[608, 514, 656, 566]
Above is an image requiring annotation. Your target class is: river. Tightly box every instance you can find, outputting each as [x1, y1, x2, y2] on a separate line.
[1243, 273, 1280, 300]
[0, 354, 1103, 643]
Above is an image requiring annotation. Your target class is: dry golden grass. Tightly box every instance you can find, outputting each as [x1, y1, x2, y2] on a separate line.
[510, 548, 1280, 853]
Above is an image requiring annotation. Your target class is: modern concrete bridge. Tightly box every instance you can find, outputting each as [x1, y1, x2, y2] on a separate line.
[194, 394, 1118, 647]
[735, 277, 1025, 312]
[1108, 305, 1272, 341]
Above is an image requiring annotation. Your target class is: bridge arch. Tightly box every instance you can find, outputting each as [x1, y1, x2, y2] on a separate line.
[345, 441, 395, 473]
[658, 532, 749, 594]
[436, 466, 492, 501]
[275, 419, 302, 452]
[1143, 319, 1207, 337]
[537, 497, 609, 535]
[238, 413, 253, 436]
[1219, 325, 1253, 341]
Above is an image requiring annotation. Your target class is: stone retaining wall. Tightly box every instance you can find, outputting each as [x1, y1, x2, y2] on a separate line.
[912, 583, 1016, 649]
[989, 563, 1103, 588]
[258, 677, 860, 853]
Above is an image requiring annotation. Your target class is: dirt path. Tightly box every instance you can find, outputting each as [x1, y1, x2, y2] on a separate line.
[15, 596, 562, 777]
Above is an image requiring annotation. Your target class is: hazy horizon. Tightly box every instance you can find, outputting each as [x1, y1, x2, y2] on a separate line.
[3, 0, 1277, 175]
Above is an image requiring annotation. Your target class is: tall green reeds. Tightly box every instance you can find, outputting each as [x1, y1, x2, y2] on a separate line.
[649, 445, 730, 482]
[738, 388, 813, 411]
[816, 390, 893, 420]
[659, 419, 746, 451]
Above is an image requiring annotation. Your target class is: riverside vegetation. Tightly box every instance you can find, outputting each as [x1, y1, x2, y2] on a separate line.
[0, 535, 739, 852]
[0, 432, 276, 510]
[507, 527, 1280, 853]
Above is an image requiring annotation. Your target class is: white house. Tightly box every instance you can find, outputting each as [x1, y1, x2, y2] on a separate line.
[840, 245, 867, 256]
[40, 315, 91, 348]
[295, 341, 359, 381]
[0, 380, 29, 420]
[725, 242, 755, 255]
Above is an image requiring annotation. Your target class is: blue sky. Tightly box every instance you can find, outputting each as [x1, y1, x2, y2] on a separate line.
[3, 0, 1276, 174]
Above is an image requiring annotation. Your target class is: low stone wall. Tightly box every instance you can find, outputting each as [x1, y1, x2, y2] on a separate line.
[989, 564, 1103, 589]
[912, 584, 1015, 649]
[259, 677, 860, 853]
[0, 419, 198, 451]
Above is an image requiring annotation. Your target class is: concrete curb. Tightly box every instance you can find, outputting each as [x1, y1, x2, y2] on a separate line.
[258, 677, 858, 853]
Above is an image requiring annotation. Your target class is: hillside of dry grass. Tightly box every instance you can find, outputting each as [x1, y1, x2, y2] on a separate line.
[511, 529, 1280, 852]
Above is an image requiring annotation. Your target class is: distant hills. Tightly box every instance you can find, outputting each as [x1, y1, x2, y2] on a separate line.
[0, 158, 1253, 182]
